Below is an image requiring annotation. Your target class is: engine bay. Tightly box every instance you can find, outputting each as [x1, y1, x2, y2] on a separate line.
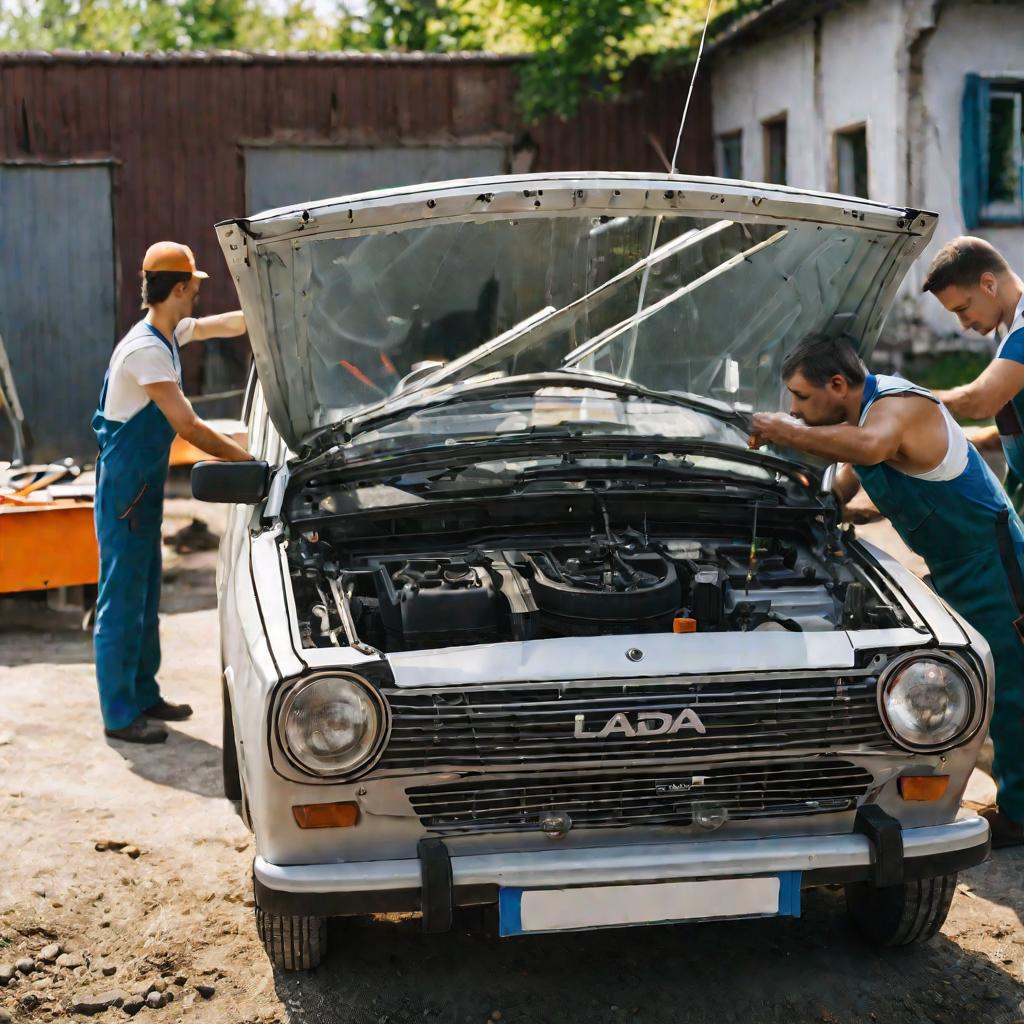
[285, 508, 907, 653]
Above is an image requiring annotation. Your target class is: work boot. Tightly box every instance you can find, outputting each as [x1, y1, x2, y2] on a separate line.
[980, 805, 1024, 849]
[105, 717, 168, 744]
[144, 698, 193, 721]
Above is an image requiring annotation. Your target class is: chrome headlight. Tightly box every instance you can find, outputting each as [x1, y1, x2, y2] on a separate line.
[879, 655, 975, 751]
[280, 674, 388, 777]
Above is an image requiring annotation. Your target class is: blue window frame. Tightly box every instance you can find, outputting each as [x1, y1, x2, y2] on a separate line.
[962, 73, 1024, 227]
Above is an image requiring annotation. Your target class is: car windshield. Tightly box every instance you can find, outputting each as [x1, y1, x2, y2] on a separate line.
[252, 208, 905, 443]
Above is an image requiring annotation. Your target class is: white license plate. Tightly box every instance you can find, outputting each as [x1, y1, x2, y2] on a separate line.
[498, 874, 801, 936]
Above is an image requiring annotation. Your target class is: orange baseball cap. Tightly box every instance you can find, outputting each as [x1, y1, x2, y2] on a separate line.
[142, 241, 209, 279]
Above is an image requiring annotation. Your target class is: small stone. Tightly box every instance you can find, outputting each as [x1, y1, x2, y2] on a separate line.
[173, 974, 187, 986]
[56, 952, 85, 969]
[19, 992, 39, 1010]
[123, 847, 141, 860]
[151, 978, 167, 993]
[101, 963, 117, 977]
[15, 958, 35, 975]
[100, 920, 111, 928]
[164, 989, 174, 1003]
[71, 990, 127, 1015]
[122, 996, 145, 1016]
[38, 944, 61, 964]
[0, 963, 14, 984]
[0, 1007, 11, 1022]
[196, 983, 215, 999]
[50, 901, 62, 909]
[146, 991, 165, 1009]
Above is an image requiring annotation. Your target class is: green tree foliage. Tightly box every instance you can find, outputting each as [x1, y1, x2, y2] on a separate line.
[0, 0, 333, 51]
[0, 0, 766, 119]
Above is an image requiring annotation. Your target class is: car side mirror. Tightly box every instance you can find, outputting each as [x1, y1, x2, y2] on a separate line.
[192, 460, 270, 504]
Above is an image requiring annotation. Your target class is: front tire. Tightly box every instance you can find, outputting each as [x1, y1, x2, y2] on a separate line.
[255, 907, 327, 970]
[844, 873, 957, 946]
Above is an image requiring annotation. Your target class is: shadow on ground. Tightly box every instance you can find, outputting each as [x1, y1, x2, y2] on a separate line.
[272, 886, 1024, 1024]
[109, 726, 224, 799]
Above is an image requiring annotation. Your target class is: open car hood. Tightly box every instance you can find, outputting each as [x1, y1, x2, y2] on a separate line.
[216, 172, 937, 455]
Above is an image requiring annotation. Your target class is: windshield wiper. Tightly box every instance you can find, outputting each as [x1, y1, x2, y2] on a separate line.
[325, 370, 749, 449]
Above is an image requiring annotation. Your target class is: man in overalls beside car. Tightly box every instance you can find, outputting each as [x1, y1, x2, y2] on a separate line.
[749, 335, 1024, 848]
[93, 241, 253, 745]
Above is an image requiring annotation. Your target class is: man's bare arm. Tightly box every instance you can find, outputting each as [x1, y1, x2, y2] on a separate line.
[934, 359, 1024, 420]
[191, 311, 247, 342]
[143, 382, 252, 461]
[749, 403, 907, 466]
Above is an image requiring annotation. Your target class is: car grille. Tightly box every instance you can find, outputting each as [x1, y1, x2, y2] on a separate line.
[406, 759, 874, 835]
[378, 676, 890, 770]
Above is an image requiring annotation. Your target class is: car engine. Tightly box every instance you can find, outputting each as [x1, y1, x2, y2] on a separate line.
[286, 514, 906, 653]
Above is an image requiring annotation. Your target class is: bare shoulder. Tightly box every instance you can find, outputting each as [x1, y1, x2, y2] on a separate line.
[866, 393, 946, 471]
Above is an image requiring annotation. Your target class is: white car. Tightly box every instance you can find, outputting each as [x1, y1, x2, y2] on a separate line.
[194, 173, 991, 970]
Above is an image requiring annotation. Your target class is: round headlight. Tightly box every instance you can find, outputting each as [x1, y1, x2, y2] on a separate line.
[881, 657, 972, 750]
[281, 675, 386, 777]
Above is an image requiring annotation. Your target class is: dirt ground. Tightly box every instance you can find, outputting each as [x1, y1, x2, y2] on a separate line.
[2, 487, 1024, 1024]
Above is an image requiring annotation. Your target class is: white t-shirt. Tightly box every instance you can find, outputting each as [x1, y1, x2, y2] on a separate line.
[102, 318, 198, 423]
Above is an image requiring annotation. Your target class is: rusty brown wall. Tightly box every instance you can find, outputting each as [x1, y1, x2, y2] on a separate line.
[0, 52, 711, 395]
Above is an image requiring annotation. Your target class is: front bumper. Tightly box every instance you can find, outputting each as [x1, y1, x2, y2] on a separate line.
[253, 812, 990, 920]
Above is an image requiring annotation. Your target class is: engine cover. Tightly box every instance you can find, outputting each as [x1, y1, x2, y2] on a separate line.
[525, 541, 682, 635]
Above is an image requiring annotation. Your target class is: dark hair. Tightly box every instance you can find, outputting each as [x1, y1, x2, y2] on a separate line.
[781, 333, 867, 387]
[922, 236, 1010, 294]
[141, 270, 192, 308]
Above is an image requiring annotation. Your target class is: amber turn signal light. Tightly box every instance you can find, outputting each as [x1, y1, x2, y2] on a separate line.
[898, 776, 950, 801]
[673, 617, 698, 633]
[292, 802, 360, 829]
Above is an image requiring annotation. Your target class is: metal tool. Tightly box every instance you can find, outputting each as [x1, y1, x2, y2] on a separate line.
[745, 502, 759, 595]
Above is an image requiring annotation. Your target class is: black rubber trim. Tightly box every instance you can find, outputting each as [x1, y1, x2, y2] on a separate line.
[803, 831, 990, 887]
[418, 838, 454, 933]
[254, 875, 419, 916]
[854, 805, 905, 887]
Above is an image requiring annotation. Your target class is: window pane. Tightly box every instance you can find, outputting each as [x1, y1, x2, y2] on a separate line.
[764, 119, 787, 185]
[837, 127, 869, 199]
[987, 92, 1022, 208]
[718, 132, 742, 179]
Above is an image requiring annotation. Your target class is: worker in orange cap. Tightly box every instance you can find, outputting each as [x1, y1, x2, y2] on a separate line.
[92, 241, 252, 744]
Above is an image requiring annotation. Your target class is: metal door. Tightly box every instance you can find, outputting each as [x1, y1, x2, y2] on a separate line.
[245, 145, 507, 214]
[0, 163, 116, 461]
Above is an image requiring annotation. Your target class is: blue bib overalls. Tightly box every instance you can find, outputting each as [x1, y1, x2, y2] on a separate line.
[92, 322, 178, 730]
[855, 374, 1024, 820]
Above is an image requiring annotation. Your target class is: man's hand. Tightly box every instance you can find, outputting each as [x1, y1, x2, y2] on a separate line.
[192, 310, 247, 342]
[748, 412, 801, 449]
[142, 381, 252, 462]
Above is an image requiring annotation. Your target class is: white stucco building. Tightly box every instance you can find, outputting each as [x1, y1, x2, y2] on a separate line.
[710, 0, 1024, 349]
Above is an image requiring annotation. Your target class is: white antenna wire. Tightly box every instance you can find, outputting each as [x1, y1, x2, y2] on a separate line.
[620, 0, 716, 376]
[670, 0, 717, 174]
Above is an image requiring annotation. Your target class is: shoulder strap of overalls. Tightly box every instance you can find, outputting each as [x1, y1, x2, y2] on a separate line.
[859, 373, 937, 425]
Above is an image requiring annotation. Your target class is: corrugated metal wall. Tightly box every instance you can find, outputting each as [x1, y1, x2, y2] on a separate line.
[0, 163, 116, 460]
[0, 52, 712, 458]
[246, 144, 508, 212]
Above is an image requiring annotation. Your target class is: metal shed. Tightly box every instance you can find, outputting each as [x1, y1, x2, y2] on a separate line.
[0, 51, 712, 459]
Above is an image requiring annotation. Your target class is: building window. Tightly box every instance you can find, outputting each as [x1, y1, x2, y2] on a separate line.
[961, 74, 1024, 227]
[717, 131, 743, 179]
[835, 124, 869, 199]
[763, 116, 787, 185]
